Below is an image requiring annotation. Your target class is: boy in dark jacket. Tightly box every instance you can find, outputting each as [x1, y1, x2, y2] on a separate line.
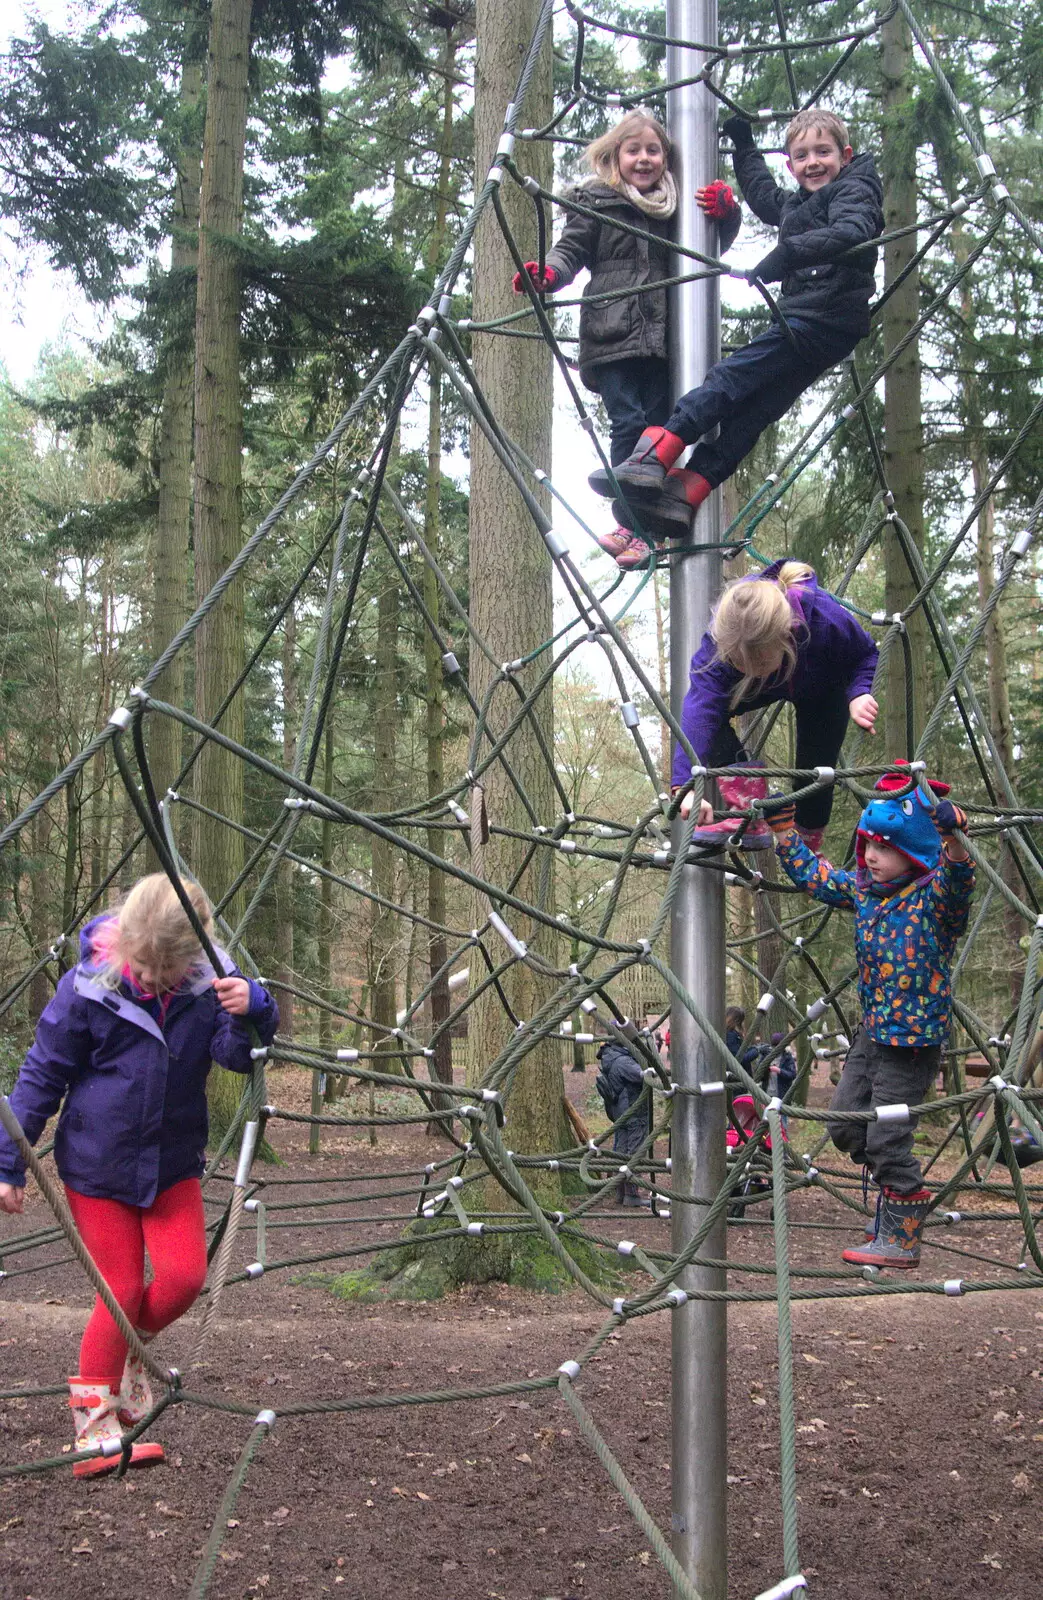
[590, 108, 883, 536]
[595, 1040, 652, 1207]
[767, 767, 974, 1269]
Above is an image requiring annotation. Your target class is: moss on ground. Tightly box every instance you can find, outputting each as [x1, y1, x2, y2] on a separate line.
[319, 1216, 622, 1303]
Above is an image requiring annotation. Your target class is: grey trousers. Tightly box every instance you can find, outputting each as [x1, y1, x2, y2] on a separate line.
[826, 1028, 939, 1193]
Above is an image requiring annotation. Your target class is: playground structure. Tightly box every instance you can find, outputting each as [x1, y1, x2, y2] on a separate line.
[3, 3, 1043, 1598]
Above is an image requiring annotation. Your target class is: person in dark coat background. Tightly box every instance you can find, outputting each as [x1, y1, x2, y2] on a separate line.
[595, 1039, 652, 1207]
[725, 1004, 746, 1059]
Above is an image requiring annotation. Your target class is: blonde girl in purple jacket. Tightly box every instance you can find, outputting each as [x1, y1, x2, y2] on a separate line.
[0, 874, 277, 1477]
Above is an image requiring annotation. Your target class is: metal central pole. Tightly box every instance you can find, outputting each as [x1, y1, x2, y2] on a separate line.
[666, 3, 728, 1598]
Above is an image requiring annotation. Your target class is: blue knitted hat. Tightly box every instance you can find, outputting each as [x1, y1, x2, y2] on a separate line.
[856, 788, 940, 874]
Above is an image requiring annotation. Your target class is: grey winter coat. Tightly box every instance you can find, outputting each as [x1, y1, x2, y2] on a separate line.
[733, 148, 883, 336]
[545, 182, 740, 391]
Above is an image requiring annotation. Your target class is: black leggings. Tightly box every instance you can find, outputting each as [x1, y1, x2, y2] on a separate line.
[710, 687, 851, 830]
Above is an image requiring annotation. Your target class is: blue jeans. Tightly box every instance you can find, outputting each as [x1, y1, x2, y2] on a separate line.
[594, 357, 672, 465]
[665, 319, 859, 486]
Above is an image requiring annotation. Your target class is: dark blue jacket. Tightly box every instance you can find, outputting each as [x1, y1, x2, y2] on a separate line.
[733, 147, 883, 335]
[0, 916, 278, 1205]
[595, 1041, 650, 1158]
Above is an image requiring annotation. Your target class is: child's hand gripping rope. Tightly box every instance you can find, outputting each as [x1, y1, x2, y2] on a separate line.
[512, 262, 559, 294]
[762, 794, 797, 837]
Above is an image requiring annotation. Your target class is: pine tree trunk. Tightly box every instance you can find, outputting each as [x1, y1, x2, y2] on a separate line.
[466, 0, 566, 1241]
[880, 11, 929, 756]
[423, 25, 461, 1124]
[276, 598, 296, 1041]
[369, 561, 400, 1069]
[193, 0, 252, 1140]
[151, 46, 203, 816]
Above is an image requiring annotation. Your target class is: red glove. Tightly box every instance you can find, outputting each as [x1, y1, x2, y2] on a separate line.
[696, 180, 739, 221]
[512, 262, 558, 294]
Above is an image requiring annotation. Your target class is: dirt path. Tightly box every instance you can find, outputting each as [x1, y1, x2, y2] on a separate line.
[2, 1082, 1042, 1598]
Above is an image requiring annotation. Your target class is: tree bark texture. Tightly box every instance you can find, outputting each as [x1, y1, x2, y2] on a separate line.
[423, 25, 461, 1120]
[880, 11, 929, 758]
[468, 0, 566, 1191]
[193, 0, 252, 1141]
[192, 0, 251, 913]
[151, 48, 203, 814]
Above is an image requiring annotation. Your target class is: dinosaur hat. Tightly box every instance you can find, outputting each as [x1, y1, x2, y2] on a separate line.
[856, 762, 946, 874]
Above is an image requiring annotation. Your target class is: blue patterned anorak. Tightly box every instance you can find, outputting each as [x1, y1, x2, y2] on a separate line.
[775, 832, 974, 1047]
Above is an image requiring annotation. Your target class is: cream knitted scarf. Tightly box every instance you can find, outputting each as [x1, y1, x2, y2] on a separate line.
[616, 169, 678, 220]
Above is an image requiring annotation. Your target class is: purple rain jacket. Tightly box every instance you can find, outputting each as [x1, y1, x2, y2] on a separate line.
[0, 915, 278, 1206]
[670, 562, 879, 790]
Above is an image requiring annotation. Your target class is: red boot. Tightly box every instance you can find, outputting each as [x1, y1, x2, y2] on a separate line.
[689, 768, 772, 851]
[588, 427, 686, 498]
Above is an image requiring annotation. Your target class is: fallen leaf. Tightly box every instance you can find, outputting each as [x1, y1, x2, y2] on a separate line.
[416, 1491, 431, 1501]
[801, 1353, 823, 1364]
[515, 1453, 532, 1465]
[71, 1539, 92, 1556]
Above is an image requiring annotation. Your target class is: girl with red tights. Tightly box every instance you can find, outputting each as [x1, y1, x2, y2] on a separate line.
[0, 873, 278, 1476]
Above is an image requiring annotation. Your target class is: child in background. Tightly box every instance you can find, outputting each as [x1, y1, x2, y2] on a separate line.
[674, 560, 878, 851]
[595, 1038, 652, 1207]
[0, 875, 278, 1475]
[767, 768, 974, 1268]
[724, 1004, 746, 1059]
[513, 109, 740, 569]
[591, 107, 883, 536]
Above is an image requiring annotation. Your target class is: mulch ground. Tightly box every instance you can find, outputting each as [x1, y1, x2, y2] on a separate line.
[2, 1063, 1042, 1600]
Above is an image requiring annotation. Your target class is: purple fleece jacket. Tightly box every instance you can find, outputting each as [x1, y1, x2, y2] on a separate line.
[0, 915, 278, 1206]
[671, 563, 878, 789]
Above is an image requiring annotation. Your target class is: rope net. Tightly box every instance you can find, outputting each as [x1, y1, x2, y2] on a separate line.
[2, 4, 1043, 1596]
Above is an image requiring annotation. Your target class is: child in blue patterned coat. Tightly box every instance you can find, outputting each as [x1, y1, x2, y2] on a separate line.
[766, 765, 974, 1268]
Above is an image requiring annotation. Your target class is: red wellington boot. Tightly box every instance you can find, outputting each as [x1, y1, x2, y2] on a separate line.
[689, 767, 773, 852]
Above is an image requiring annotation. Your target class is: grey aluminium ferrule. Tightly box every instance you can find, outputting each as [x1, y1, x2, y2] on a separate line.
[234, 1120, 260, 1187]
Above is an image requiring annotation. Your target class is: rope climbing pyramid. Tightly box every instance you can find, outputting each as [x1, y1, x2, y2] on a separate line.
[2, 3, 1043, 1596]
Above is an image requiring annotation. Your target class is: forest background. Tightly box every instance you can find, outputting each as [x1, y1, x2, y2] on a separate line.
[0, 0, 1041, 1136]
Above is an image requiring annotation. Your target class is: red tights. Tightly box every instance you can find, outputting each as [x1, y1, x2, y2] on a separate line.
[65, 1177, 207, 1385]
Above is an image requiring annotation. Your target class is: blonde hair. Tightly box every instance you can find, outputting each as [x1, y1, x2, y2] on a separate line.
[96, 873, 214, 994]
[711, 562, 814, 706]
[584, 111, 673, 188]
[783, 109, 850, 156]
